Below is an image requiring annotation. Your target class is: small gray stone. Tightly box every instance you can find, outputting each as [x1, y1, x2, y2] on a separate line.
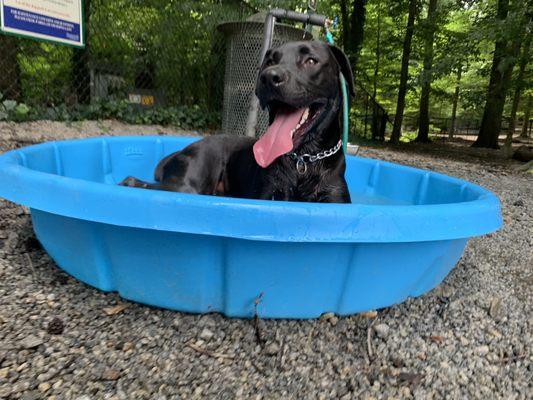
[38, 382, 51, 392]
[373, 323, 390, 338]
[20, 391, 40, 400]
[264, 342, 280, 356]
[199, 328, 215, 341]
[20, 335, 43, 349]
[102, 369, 120, 381]
[475, 345, 490, 356]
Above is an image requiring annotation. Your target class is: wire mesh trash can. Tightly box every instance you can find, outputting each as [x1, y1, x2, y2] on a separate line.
[218, 14, 312, 137]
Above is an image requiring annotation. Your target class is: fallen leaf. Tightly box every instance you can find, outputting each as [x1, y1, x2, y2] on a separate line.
[103, 304, 128, 316]
[430, 335, 444, 343]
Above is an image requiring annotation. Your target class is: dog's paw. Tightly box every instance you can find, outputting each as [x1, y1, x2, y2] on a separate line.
[119, 176, 138, 187]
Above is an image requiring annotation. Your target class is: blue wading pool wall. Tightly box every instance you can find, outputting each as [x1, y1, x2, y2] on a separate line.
[0, 136, 502, 318]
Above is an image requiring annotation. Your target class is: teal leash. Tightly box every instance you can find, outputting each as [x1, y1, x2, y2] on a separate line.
[325, 29, 349, 153]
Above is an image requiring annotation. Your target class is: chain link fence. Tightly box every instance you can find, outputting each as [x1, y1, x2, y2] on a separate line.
[0, 0, 394, 138]
[0, 1, 296, 128]
[5, 0, 520, 141]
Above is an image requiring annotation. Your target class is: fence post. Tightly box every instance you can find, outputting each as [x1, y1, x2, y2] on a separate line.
[71, 0, 91, 104]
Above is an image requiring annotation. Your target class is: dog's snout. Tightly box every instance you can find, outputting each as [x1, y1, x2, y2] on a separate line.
[261, 67, 286, 87]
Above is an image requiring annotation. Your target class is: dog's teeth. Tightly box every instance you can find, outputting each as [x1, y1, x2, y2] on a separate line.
[302, 108, 310, 122]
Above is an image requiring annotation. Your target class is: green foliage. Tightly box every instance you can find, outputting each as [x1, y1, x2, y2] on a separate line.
[54, 101, 219, 129]
[3, 0, 530, 137]
[0, 90, 218, 129]
[0, 92, 31, 122]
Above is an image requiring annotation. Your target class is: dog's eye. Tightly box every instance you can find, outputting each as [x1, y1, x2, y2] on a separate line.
[265, 59, 275, 67]
[306, 58, 318, 66]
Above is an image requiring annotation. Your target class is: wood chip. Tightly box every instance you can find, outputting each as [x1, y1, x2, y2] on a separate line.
[366, 319, 377, 361]
[489, 297, 503, 319]
[430, 335, 445, 343]
[360, 310, 378, 318]
[103, 304, 128, 316]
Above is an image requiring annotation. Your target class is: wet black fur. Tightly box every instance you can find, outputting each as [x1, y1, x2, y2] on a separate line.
[120, 41, 354, 203]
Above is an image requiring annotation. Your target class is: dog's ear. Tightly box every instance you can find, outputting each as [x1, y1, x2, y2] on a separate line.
[328, 45, 355, 97]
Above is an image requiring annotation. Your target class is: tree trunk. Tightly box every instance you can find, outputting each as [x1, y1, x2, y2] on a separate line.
[0, 35, 21, 101]
[449, 66, 462, 139]
[339, 0, 349, 50]
[71, 0, 91, 104]
[371, 0, 382, 140]
[505, 24, 531, 147]
[473, 0, 522, 149]
[521, 95, 532, 138]
[390, 0, 418, 144]
[346, 0, 367, 68]
[415, 0, 438, 143]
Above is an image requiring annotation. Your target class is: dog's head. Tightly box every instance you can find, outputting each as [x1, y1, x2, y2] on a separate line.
[253, 40, 354, 168]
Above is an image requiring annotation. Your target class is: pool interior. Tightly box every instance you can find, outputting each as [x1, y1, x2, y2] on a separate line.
[11, 137, 485, 206]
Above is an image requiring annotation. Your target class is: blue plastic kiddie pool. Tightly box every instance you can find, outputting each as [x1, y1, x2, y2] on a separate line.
[0, 136, 502, 318]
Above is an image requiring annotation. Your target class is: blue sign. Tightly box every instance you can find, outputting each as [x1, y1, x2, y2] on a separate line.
[1, 0, 84, 47]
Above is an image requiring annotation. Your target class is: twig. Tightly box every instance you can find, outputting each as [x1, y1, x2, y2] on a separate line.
[25, 253, 37, 280]
[366, 319, 377, 362]
[278, 335, 286, 369]
[497, 354, 527, 364]
[185, 341, 234, 361]
[253, 292, 265, 346]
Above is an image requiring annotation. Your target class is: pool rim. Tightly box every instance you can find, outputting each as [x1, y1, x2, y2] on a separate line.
[0, 135, 503, 243]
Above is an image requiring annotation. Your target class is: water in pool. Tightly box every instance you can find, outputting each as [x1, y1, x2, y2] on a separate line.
[349, 191, 411, 205]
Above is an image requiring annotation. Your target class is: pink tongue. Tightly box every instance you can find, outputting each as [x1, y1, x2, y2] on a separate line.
[253, 108, 306, 168]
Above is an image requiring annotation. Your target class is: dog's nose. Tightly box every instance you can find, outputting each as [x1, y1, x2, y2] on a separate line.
[261, 68, 286, 87]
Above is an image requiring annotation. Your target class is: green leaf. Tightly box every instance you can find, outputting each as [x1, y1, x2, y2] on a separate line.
[15, 103, 30, 115]
[3, 100, 17, 111]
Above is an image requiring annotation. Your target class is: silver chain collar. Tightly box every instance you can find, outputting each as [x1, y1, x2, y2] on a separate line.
[288, 139, 343, 174]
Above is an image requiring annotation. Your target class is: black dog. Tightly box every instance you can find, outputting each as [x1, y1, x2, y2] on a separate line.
[121, 40, 354, 203]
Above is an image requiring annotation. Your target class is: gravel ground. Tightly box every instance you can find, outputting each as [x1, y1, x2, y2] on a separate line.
[0, 121, 531, 400]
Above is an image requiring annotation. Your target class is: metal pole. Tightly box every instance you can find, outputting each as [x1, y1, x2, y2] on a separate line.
[244, 14, 276, 137]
